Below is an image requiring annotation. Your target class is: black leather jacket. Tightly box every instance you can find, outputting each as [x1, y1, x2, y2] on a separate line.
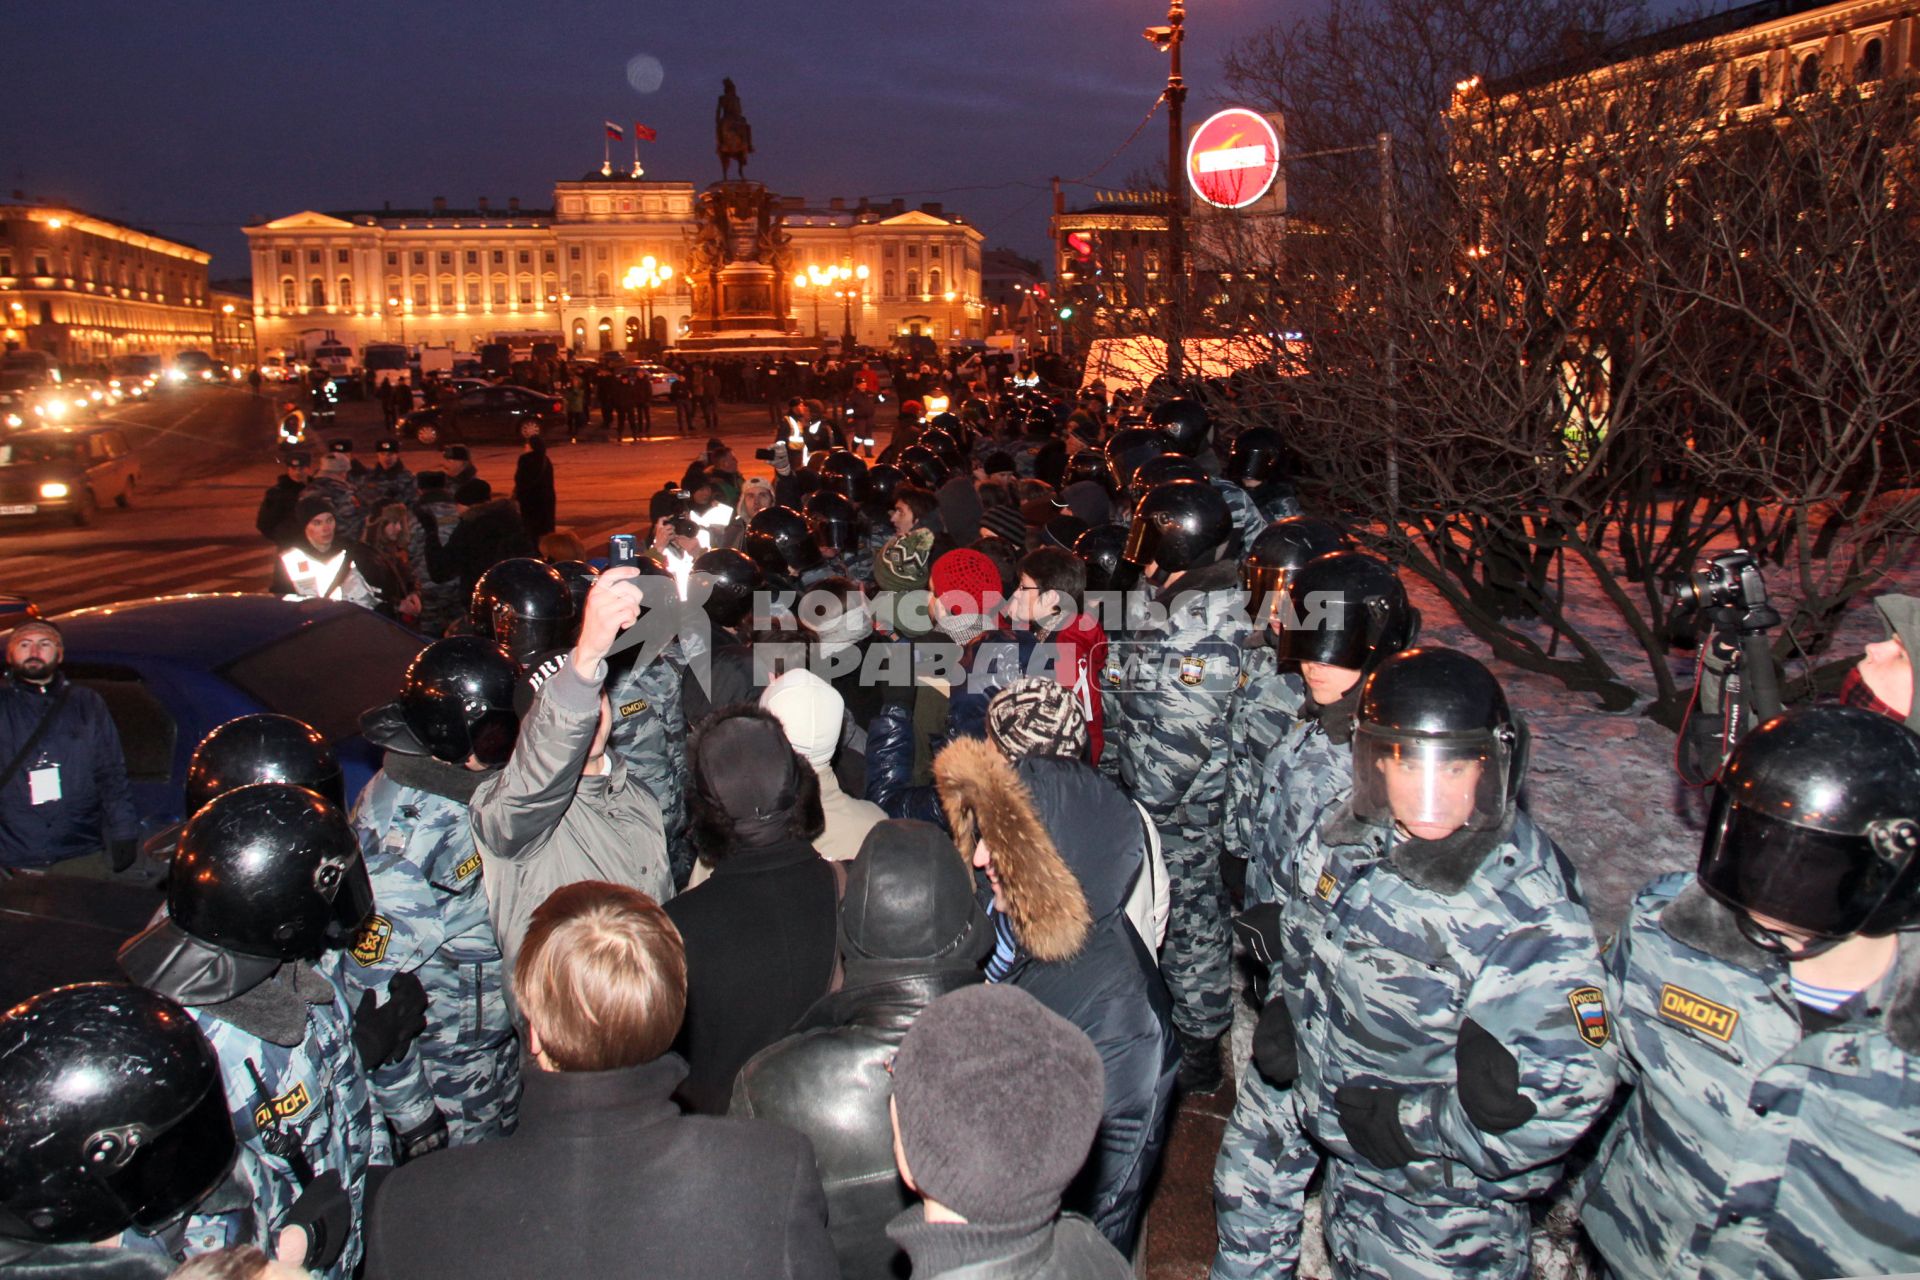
[731, 967, 984, 1280]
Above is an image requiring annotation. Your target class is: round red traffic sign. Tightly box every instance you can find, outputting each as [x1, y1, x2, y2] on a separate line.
[1185, 108, 1281, 209]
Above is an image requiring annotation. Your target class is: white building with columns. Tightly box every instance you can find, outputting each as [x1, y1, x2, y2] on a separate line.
[245, 172, 984, 360]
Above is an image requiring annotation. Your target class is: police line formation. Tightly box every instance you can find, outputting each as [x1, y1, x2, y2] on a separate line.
[3, 388, 1919, 1280]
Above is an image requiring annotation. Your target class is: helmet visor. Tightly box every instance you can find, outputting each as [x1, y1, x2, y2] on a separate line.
[1352, 729, 1511, 837]
[1697, 789, 1915, 938]
[325, 853, 375, 944]
[114, 1083, 238, 1232]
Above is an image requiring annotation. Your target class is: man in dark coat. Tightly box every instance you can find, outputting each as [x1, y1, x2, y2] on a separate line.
[665, 706, 839, 1113]
[423, 479, 536, 601]
[0, 620, 138, 873]
[512, 435, 556, 540]
[732, 819, 989, 1280]
[253, 451, 310, 543]
[363, 881, 837, 1280]
[933, 682, 1178, 1256]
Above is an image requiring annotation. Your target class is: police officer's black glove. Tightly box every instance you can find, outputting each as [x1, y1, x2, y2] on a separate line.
[1220, 853, 1248, 910]
[1455, 1017, 1537, 1134]
[284, 1170, 352, 1270]
[1334, 1086, 1417, 1169]
[1251, 998, 1298, 1088]
[351, 973, 430, 1069]
[1231, 904, 1284, 978]
[107, 838, 138, 873]
[395, 1110, 449, 1163]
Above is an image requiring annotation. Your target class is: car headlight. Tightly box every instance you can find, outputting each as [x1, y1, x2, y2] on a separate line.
[167, 368, 185, 383]
[3, 413, 19, 427]
[42, 400, 65, 418]
[38, 481, 70, 500]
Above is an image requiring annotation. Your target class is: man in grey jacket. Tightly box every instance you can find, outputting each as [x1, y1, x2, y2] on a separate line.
[470, 565, 674, 1013]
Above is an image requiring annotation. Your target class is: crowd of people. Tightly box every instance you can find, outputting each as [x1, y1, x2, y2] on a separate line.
[4, 377, 1920, 1280]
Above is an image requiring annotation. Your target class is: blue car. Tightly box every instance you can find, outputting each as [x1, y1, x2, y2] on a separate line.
[49, 594, 427, 841]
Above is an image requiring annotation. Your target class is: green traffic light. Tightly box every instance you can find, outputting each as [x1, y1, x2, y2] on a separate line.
[1058, 307, 1074, 320]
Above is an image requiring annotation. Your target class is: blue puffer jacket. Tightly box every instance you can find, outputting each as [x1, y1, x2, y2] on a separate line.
[0, 672, 139, 867]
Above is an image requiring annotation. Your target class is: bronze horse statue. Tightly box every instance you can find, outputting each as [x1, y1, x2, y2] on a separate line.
[716, 78, 753, 179]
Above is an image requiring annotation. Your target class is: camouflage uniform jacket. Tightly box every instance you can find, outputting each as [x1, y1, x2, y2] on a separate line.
[356, 464, 418, 515]
[346, 764, 520, 1144]
[1581, 873, 1920, 1279]
[1244, 698, 1350, 911]
[1285, 808, 1618, 1205]
[604, 641, 689, 877]
[160, 953, 387, 1278]
[1211, 479, 1300, 558]
[1112, 558, 1250, 839]
[1224, 645, 1303, 877]
[410, 493, 462, 637]
[303, 473, 364, 542]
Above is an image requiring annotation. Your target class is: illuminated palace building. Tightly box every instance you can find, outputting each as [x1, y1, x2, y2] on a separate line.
[245, 175, 985, 358]
[0, 201, 216, 362]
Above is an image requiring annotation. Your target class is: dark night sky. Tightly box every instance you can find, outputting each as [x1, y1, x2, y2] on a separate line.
[1, 0, 1294, 277]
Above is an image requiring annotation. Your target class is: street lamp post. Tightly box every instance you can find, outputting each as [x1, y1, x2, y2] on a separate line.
[387, 296, 408, 346]
[622, 257, 674, 353]
[794, 263, 859, 349]
[1144, 0, 1188, 381]
[219, 303, 235, 363]
[834, 263, 870, 353]
[943, 290, 959, 343]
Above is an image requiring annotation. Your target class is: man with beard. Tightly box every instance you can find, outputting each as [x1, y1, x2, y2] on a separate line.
[0, 618, 138, 874]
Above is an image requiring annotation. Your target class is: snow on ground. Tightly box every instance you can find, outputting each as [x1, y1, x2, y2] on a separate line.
[1394, 543, 1918, 938]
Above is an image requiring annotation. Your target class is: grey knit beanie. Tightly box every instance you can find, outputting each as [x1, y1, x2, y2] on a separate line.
[892, 984, 1104, 1225]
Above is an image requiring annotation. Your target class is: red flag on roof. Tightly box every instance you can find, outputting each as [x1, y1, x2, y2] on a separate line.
[633, 123, 657, 142]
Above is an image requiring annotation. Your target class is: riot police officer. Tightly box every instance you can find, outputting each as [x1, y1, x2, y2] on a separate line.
[1232, 648, 1614, 1278]
[352, 637, 522, 1150]
[1214, 550, 1417, 1279]
[1109, 478, 1249, 1092]
[0, 983, 239, 1277]
[469, 557, 577, 665]
[117, 784, 389, 1277]
[1582, 704, 1920, 1279]
[1220, 518, 1353, 896]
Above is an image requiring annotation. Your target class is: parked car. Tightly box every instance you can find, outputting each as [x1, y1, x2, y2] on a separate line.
[0, 426, 140, 525]
[0, 595, 420, 845]
[633, 364, 682, 399]
[404, 384, 565, 445]
[0, 371, 48, 431]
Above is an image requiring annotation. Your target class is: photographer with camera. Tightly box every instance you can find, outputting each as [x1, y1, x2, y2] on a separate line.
[1673, 549, 1786, 786]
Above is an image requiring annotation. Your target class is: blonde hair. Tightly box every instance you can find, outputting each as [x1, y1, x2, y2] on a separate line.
[514, 882, 686, 1071]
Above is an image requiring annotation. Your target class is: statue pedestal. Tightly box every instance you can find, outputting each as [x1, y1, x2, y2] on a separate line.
[677, 180, 817, 356]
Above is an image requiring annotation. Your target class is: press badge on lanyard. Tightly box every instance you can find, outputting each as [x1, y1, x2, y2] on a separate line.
[28, 764, 62, 805]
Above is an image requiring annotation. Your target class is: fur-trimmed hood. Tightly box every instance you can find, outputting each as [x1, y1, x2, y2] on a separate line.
[935, 737, 1092, 964]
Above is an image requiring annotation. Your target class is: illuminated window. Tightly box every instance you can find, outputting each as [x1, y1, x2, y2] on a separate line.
[414, 283, 428, 306]
[595, 272, 609, 294]
[492, 282, 507, 305]
[465, 280, 481, 306]
[281, 278, 297, 308]
[518, 279, 533, 305]
[882, 270, 895, 298]
[569, 272, 583, 294]
[337, 277, 353, 308]
[906, 270, 919, 296]
[439, 282, 454, 306]
[929, 268, 943, 294]
[308, 278, 326, 306]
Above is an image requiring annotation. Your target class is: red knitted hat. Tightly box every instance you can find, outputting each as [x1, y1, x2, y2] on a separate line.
[929, 549, 1002, 616]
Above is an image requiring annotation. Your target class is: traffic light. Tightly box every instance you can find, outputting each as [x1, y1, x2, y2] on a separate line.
[1058, 306, 1074, 321]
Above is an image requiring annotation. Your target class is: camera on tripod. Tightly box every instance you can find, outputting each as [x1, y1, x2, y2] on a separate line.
[1672, 549, 1771, 617]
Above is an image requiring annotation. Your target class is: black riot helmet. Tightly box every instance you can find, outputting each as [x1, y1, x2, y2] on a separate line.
[1128, 453, 1208, 508]
[1123, 479, 1232, 577]
[1074, 524, 1142, 595]
[1351, 648, 1527, 837]
[1104, 426, 1169, 491]
[1699, 705, 1920, 944]
[804, 490, 863, 555]
[919, 428, 965, 471]
[866, 463, 906, 507]
[1150, 397, 1211, 456]
[550, 559, 601, 620]
[1226, 424, 1289, 486]
[166, 783, 374, 962]
[1243, 516, 1352, 623]
[812, 449, 872, 504]
[471, 558, 576, 662]
[1062, 449, 1113, 495]
[746, 504, 826, 575]
[897, 445, 951, 490]
[388, 635, 522, 766]
[691, 547, 762, 630]
[0, 984, 236, 1247]
[144, 713, 345, 864]
[1274, 552, 1419, 673]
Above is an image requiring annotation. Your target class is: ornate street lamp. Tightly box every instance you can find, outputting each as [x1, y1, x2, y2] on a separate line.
[623, 256, 674, 352]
